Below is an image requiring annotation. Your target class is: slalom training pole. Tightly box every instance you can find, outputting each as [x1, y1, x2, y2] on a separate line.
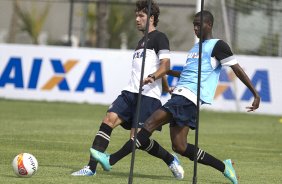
[128, 0, 152, 184]
[193, 0, 205, 184]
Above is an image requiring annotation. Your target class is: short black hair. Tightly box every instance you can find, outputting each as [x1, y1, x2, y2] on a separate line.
[195, 10, 214, 27]
[135, 0, 160, 27]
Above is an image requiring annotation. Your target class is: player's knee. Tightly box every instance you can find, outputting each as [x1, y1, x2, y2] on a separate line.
[171, 144, 186, 155]
[102, 121, 114, 129]
[103, 112, 121, 128]
[143, 121, 151, 132]
[143, 118, 157, 133]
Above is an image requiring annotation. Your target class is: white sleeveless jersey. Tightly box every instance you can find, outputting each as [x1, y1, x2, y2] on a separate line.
[123, 30, 170, 100]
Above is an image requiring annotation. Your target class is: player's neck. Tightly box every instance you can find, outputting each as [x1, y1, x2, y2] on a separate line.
[203, 33, 213, 40]
[142, 26, 156, 35]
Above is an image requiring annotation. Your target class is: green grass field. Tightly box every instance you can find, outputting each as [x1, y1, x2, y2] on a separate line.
[0, 99, 282, 184]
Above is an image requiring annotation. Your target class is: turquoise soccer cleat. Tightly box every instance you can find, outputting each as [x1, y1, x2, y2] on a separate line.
[223, 159, 238, 184]
[90, 148, 112, 171]
[71, 166, 96, 176]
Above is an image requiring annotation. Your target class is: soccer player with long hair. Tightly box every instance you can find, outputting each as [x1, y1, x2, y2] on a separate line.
[72, 0, 184, 179]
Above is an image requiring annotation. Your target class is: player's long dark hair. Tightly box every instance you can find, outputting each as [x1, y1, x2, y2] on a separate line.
[135, 0, 160, 27]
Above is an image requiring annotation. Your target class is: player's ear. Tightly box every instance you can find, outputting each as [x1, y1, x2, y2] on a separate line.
[150, 15, 154, 23]
[207, 21, 213, 28]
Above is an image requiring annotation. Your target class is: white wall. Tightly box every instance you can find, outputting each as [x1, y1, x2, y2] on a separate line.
[0, 44, 281, 115]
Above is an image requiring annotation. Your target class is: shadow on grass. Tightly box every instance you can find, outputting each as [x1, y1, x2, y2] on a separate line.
[102, 170, 173, 180]
[40, 164, 227, 183]
[65, 164, 185, 182]
[100, 171, 227, 183]
[0, 174, 17, 178]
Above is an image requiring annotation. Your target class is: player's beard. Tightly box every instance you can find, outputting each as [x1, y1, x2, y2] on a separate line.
[136, 23, 146, 32]
[137, 27, 145, 32]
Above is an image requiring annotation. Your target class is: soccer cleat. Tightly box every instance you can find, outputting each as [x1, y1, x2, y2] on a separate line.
[168, 154, 184, 179]
[71, 166, 96, 176]
[90, 148, 112, 171]
[223, 159, 238, 184]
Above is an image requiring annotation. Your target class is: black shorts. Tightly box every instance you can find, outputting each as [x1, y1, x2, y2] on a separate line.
[108, 90, 162, 130]
[161, 94, 197, 129]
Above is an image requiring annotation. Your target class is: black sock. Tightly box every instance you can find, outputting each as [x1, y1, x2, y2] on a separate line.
[88, 123, 113, 171]
[110, 128, 151, 166]
[145, 139, 174, 165]
[181, 143, 225, 172]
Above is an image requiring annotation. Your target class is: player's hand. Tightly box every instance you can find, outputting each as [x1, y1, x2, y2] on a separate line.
[246, 95, 260, 112]
[143, 76, 155, 85]
[163, 87, 175, 94]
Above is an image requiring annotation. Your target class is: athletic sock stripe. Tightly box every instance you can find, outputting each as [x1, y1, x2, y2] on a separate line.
[96, 133, 110, 142]
[136, 139, 141, 148]
[96, 132, 110, 141]
[200, 151, 206, 160]
[97, 131, 110, 139]
[96, 132, 110, 140]
[96, 131, 110, 139]
[130, 137, 141, 148]
[145, 139, 154, 151]
[197, 149, 202, 157]
[197, 149, 203, 161]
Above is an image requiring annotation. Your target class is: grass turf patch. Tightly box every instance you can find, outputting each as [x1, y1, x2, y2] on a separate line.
[0, 99, 282, 183]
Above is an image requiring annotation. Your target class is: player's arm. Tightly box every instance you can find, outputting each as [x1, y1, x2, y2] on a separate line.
[165, 69, 181, 93]
[214, 40, 260, 112]
[143, 58, 170, 84]
[161, 75, 174, 94]
[143, 32, 171, 84]
[152, 58, 171, 80]
[162, 75, 169, 92]
[231, 64, 260, 112]
[167, 70, 181, 77]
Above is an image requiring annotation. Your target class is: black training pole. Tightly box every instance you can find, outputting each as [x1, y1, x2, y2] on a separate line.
[128, 0, 152, 184]
[193, 0, 205, 184]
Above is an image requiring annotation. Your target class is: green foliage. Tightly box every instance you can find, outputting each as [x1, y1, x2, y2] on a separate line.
[108, 5, 138, 49]
[85, 4, 176, 49]
[0, 99, 281, 183]
[14, 1, 50, 44]
[85, 3, 97, 47]
[83, 4, 138, 49]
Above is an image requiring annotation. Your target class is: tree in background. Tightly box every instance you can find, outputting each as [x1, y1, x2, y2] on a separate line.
[13, 0, 50, 44]
[108, 4, 138, 49]
[83, 3, 138, 49]
[7, 0, 19, 43]
[96, 0, 109, 48]
[84, 3, 97, 47]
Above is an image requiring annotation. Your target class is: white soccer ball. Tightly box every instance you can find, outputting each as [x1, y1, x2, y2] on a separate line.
[12, 153, 38, 177]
